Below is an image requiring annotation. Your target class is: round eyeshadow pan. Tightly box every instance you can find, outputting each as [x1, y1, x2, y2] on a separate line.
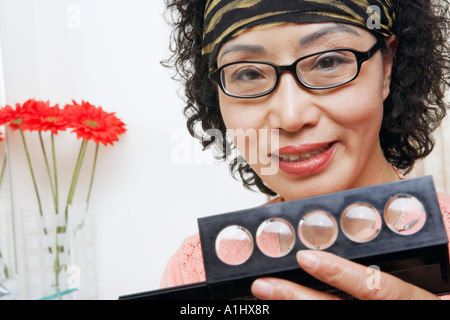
[215, 225, 254, 265]
[340, 202, 382, 243]
[384, 195, 427, 235]
[256, 218, 296, 258]
[298, 210, 338, 250]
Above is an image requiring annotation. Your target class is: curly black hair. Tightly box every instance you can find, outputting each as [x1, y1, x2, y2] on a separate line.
[163, 0, 450, 197]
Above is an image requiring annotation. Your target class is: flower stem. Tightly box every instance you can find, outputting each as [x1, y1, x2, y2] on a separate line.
[21, 129, 43, 211]
[38, 132, 57, 214]
[19, 129, 52, 254]
[0, 250, 9, 279]
[51, 134, 59, 214]
[53, 232, 61, 289]
[0, 154, 9, 278]
[64, 139, 87, 223]
[0, 154, 6, 191]
[86, 143, 99, 209]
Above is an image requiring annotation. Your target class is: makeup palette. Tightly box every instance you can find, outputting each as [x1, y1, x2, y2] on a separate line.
[119, 176, 450, 300]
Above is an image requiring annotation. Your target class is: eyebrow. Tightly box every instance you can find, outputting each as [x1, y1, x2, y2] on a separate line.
[300, 25, 361, 46]
[219, 44, 265, 62]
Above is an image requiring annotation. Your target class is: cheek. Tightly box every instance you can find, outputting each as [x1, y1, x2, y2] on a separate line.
[220, 94, 277, 172]
[335, 94, 383, 129]
[219, 94, 261, 130]
[330, 72, 385, 138]
[219, 94, 264, 153]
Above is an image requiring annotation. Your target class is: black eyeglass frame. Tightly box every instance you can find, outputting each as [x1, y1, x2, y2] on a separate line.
[208, 39, 385, 99]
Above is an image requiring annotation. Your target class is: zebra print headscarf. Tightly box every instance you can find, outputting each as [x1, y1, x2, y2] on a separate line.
[202, 0, 395, 67]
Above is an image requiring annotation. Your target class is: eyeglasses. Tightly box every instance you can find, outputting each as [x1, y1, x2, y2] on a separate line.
[208, 39, 384, 99]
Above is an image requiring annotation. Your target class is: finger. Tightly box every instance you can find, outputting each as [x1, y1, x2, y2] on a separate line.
[296, 250, 439, 300]
[251, 277, 341, 300]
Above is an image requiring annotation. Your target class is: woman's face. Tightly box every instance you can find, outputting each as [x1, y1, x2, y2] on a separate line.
[216, 23, 397, 201]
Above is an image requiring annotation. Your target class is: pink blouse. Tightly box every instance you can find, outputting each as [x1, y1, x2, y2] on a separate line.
[160, 192, 450, 299]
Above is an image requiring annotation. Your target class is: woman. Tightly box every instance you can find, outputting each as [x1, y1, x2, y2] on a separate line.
[160, 0, 450, 300]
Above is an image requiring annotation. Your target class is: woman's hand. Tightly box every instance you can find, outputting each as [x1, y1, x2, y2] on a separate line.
[251, 250, 439, 300]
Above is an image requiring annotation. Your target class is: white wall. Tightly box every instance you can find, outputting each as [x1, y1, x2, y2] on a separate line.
[0, 0, 266, 299]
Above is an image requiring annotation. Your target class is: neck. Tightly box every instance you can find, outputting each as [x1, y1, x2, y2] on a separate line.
[354, 161, 401, 190]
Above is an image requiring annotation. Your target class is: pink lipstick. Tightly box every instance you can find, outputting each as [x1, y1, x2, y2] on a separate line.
[273, 142, 337, 176]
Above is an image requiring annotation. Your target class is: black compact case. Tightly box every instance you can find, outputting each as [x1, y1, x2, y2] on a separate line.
[119, 176, 450, 300]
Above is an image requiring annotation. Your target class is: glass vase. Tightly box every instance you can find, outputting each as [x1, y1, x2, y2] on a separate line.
[0, 129, 15, 300]
[6, 127, 98, 299]
[15, 203, 96, 300]
[0, 208, 16, 299]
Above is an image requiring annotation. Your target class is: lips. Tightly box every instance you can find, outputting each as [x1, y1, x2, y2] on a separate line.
[278, 143, 333, 162]
[272, 142, 337, 176]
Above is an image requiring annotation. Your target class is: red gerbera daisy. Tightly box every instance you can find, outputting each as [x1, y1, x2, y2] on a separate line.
[20, 100, 70, 135]
[0, 104, 16, 126]
[10, 99, 38, 130]
[64, 100, 126, 146]
[0, 99, 53, 130]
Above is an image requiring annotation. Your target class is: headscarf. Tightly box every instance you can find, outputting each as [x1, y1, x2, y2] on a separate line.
[202, 0, 396, 68]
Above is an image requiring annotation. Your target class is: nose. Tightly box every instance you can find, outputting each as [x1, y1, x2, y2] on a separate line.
[267, 72, 320, 133]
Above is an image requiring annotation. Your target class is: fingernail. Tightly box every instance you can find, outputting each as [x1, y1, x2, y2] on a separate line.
[251, 279, 273, 299]
[297, 250, 319, 270]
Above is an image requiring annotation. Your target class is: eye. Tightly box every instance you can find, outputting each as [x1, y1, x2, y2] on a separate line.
[312, 52, 352, 71]
[316, 57, 338, 69]
[231, 66, 266, 82]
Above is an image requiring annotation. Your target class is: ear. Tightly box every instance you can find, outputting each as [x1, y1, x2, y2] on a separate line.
[382, 35, 398, 101]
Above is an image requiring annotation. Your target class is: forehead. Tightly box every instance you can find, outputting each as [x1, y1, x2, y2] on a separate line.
[218, 23, 373, 61]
